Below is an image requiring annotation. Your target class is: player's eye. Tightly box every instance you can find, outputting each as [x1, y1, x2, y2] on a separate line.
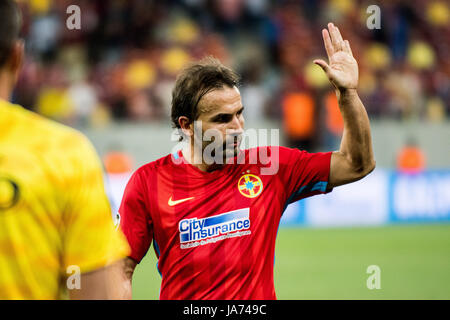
[213, 115, 232, 123]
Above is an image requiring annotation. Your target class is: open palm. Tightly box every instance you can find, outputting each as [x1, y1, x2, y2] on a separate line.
[314, 23, 358, 91]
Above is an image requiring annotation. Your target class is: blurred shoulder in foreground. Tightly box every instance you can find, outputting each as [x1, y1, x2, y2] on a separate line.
[0, 0, 129, 300]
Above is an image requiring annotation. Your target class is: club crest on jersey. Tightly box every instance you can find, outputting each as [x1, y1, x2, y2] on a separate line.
[179, 208, 251, 249]
[237, 174, 263, 198]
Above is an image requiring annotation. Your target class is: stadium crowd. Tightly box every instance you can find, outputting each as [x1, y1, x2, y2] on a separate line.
[13, 0, 450, 150]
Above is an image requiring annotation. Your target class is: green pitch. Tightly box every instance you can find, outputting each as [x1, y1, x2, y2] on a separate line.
[132, 224, 450, 299]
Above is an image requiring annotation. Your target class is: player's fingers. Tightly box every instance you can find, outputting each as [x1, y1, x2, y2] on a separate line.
[344, 40, 353, 57]
[322, 29, 334, 60]
[328, 23, 343, 52]
[335, 25, 344, 43]
[314, 59, 331, 74]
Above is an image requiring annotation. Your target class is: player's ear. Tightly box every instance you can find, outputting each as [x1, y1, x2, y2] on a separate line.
[6, 39, 24, 79]
[178, 116, 194, 138]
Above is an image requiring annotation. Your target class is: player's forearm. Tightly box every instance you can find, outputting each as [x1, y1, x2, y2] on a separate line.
[120, 277, 133, 300]
[337, 88, 375, 174]
[106, 259, 133, 299]
[118, 257, 137, 299]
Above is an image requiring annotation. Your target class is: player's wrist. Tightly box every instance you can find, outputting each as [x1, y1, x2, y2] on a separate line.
[337, 88, 358, 101]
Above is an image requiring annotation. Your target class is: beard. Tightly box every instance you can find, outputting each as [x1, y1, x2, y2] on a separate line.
[200, 134, 242, 164]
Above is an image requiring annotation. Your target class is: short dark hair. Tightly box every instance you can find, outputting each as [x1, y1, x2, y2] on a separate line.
[171, 57, 240, 129]
[0, 0, 22, 68]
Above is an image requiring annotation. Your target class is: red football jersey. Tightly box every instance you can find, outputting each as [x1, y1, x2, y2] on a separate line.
[119, 146, 332, 299]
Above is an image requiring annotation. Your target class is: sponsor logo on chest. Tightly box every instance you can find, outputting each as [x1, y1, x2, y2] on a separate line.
[178, 208, 251, 249]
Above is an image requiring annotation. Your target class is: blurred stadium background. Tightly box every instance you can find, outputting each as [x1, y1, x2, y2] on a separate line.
[14, 0, 450, 299]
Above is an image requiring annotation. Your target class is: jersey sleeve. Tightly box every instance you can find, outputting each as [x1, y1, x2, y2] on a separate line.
[118, 169, 153, 263]
[61, 132, 130, 274]
[274, 146, 333, 205]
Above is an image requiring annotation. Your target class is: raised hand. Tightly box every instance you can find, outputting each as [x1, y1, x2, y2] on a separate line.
[314, 23, 358, 91]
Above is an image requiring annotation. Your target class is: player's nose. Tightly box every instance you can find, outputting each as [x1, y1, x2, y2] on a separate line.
[229, 113, 244, 134]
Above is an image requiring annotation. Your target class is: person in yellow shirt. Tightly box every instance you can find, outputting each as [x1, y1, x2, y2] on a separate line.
[0, 0, 129, 299]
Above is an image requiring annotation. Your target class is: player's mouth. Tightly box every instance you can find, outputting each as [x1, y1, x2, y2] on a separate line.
[226, 135, 242, 148]
[225, 141, 240, 150]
